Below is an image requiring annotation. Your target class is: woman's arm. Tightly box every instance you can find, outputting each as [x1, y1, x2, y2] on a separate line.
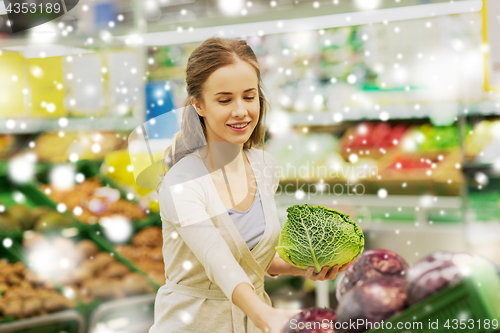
[232, 282, 300, 333]
[267, 256, 296, 276]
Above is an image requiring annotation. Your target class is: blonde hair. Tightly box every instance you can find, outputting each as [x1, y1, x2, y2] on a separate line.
[156, 37, 269, 192]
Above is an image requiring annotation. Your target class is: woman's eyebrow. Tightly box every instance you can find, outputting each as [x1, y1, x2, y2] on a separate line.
[214, 88, 257, 96]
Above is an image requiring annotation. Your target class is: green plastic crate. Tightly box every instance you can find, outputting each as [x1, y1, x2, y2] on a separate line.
[0, 310, 84, 333]
[366, 257, 500, 333]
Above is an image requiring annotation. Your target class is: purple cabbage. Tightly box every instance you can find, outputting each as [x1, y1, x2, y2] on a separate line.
[336, 276, 408, 333]
[283, 307, 337, 333]
[407, 251, 473, 305]
[336, 249, 409, 302]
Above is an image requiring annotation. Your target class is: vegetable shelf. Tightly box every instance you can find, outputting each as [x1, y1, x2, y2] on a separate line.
[366, 257, 500, 333]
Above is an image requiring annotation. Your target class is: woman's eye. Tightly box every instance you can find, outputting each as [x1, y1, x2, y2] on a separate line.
[219, 97, 254, 103]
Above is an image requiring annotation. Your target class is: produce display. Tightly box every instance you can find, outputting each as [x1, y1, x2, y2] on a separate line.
[276, 205, 364, 273]
[377, 150, 463, 187]
[336, 276, 408, 333]
[335, 249, 409, 302]
[407, 251, 473, 305]
[0, 260, 76, 321]
[284, 307, 337, 333]
[340, 123, 408, 159]
[22, 233, 154, 303]
[42, 178, 146, 225]
[288, 250, 499, 333]
[0, 135, 17, 159]
[402, 124, 460, 152]
[266, 121, 464, 196]
[0, 203, 74, 233]
[30, 131, 126, 163]
[116, 226, 165, 285]
[465, 120, 500, 163]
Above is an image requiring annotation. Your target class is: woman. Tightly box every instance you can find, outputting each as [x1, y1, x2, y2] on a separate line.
[151, 37, 350, 333]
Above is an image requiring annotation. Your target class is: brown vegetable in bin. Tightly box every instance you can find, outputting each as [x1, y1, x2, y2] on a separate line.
[43, 294, 75, 312]
[23, 297, 42, 317]
[12, 262, 25, 275]
[76, 239, 99, 261]
[91, 252, 114, 271]
[5, 273, 21, 286]
[4, 299, 23, 319]
[149, 272, 166, 286]
[82, 278, 125, 300]
[24, 270, 45, 286]
[71, 264, 94, 285]
[4, 286, 37, 300]
[0, 261, 75, 320]
[100, 262, 130, 278]
[131, 226, 163, 247]
[149, 247, 163, 261]
[19, 280, 32, 290]
[106, 200, 146, 221]
[122, 273, 154, 296]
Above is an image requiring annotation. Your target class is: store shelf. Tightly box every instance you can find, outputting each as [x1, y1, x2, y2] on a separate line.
[276, 99, 500, 127]
[279, 102, 459, 126]
[122, 0, 482, 46]
[275, 193, 462, 227]
[468, 100, 500, 116]
[275, 193, 460, 209]
[0, 116, 141, 134]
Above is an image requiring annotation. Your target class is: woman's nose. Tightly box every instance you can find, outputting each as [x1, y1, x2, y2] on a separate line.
[232, 98, 248, 117]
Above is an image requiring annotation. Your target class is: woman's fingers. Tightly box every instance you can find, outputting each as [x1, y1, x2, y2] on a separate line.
[339, 261, 353, 273]
[318, 266, 330, 280]
[325, 265, 340, 280]
[306, 266, 330, 281]
[305, 266, 315, 279]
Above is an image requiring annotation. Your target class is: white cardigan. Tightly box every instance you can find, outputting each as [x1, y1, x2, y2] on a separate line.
[150, 147, 281, 333]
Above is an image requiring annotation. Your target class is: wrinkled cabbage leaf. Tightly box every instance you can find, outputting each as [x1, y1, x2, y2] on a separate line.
[276, 204, 364, 273]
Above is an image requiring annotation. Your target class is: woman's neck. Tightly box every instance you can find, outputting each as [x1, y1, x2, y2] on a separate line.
[202, 142, 246, 173]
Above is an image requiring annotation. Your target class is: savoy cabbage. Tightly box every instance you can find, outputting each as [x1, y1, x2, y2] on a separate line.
[276, 204, 364, 273]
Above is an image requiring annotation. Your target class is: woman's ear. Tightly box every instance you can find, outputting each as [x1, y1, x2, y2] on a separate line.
[190, 97, 204, 117]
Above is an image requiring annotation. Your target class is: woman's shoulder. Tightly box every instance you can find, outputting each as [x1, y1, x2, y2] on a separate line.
[161, 152, 207, 188]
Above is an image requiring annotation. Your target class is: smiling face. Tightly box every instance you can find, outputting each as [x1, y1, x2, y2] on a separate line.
[192, 58, 260, 149]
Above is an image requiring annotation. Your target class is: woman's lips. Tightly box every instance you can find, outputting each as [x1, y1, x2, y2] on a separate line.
[227, 122, 250, 132]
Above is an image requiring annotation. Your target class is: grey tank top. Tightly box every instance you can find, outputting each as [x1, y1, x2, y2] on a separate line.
[225, 187, 266, 250]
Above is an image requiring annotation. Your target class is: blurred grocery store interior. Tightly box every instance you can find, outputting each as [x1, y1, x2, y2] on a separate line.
[1, 0, 500, 332]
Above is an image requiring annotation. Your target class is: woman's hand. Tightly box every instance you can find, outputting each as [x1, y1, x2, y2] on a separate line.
[267, 257, 355, 280]
[256, 307, 301, 333]
[291, 261, 354, 281]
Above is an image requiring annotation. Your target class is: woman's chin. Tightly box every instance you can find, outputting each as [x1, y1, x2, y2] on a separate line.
[227, 137, 250, 147]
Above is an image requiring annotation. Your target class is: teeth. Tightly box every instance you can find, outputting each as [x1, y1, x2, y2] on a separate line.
[229, 123, 248, 129]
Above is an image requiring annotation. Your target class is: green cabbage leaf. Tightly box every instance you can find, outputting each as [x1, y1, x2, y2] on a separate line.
[276, 204, 365, 273]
